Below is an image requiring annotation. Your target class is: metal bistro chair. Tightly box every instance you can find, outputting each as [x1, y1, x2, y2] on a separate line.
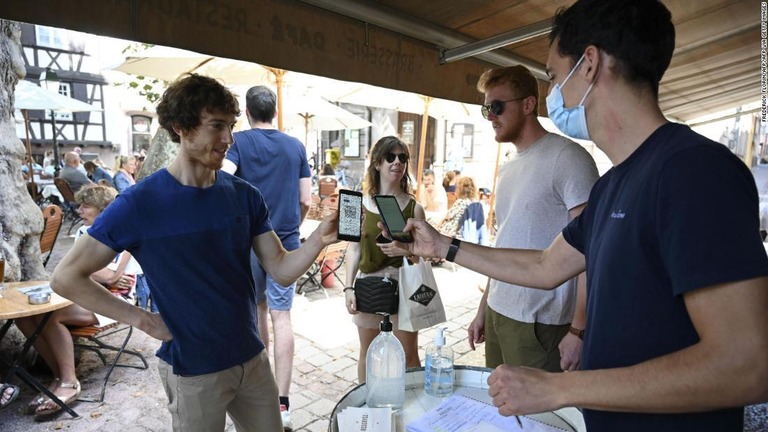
[53, 177, 83, 234]
[39, 204, 63, 267]
[68, 318, 148, 403]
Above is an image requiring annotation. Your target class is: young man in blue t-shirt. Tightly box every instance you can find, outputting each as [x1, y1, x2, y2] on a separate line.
[393, 1, 768, 431]
[222, 85, 312, 430]
[51, 74, 338, 432]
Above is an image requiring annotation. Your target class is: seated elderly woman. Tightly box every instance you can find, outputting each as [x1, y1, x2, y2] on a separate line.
[15, 184, 137, 419]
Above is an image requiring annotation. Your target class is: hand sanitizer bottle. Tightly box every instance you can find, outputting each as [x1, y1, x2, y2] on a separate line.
[425, 327, 454, 397]
[365, 313, 405, 409]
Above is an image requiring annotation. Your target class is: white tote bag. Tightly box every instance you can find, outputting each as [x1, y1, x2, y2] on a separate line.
[397, 257, 446, 332]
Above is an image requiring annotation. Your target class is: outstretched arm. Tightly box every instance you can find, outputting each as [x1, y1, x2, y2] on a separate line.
[391, 218, 585, 290]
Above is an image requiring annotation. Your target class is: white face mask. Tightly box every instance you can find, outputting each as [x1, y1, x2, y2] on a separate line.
[546, 54, 594, 140]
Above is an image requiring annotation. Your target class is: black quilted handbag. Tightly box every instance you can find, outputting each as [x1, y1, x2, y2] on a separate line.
[353, 276, 399, 315]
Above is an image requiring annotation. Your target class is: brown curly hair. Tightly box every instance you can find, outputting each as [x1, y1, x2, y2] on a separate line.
[456, 176, 477, 200]
[156, 73, 240, 143]
[364, 136, 412, 197]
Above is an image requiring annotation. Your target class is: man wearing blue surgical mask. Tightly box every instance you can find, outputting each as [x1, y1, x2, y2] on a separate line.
[469, 66, 598, 374]
[392, 0, 768, 431]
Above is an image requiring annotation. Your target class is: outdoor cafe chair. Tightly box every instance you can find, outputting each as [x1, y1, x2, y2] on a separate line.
[39, 204, 63, 267]
[53, 178, 83, 234]
[68, 318, 148, 403]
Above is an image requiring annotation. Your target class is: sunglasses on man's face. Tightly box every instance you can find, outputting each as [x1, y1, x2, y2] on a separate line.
[480, 96, 527, 120]
[384, 152, 408, 163]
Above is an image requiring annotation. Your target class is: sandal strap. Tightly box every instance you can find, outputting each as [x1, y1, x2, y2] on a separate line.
[57, 381, 80, 390]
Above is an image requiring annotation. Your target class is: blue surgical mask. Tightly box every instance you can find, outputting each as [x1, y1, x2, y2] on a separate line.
[546, 54, 594, 140]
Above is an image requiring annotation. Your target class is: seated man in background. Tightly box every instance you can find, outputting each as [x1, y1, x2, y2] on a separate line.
[418, 169, 448, 225]
[59, 151, 93, 192]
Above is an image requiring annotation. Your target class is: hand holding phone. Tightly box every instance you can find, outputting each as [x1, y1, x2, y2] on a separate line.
[373, 195, 414, 243]
[337, 190, 363, 242]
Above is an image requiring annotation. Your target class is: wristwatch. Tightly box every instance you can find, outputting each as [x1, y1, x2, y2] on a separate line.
[445, 237, 461, 262]
[569, 326, 584, 340]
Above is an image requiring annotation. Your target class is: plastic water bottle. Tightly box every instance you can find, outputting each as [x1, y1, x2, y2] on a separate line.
[365, 313, 405, 409]
[425, 327, 454, 397]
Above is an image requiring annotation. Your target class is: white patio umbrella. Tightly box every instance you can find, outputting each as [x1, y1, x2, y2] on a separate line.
[282, 94, 372, 172]
[111, 46, 296, 130]
[319, 80, 482, 195]
[14, 80, 103, 187]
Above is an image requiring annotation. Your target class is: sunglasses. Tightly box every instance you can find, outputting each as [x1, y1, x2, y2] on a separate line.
[480, 96, 528, 119]
[384, 152, 408, 163]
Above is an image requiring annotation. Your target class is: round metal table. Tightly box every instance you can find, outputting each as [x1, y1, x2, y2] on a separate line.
[329, 366, 585, 432]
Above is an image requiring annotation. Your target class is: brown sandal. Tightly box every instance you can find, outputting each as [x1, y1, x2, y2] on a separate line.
[34, 380, 80, 419]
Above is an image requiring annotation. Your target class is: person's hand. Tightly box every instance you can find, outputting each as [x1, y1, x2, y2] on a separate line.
[377, 218, 445, 259]
[468, 313, 485, 351]
[377, 239, 411, 257]
[142, 311, 173, 342]
[558, 332, 583, 371]
[113, 274, 134, 291]
[317, 208, 340, 245]
[344, 289, 358, 315]
[488, 365, 559, 416]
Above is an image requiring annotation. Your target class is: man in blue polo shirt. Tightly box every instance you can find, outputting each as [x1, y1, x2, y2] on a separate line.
[51, 74, 338, 432]
[394, 1, 768, 431]
[222, 85, 311, 430]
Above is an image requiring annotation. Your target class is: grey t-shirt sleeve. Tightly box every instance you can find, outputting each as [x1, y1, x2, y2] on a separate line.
[552, 142, 600, 211]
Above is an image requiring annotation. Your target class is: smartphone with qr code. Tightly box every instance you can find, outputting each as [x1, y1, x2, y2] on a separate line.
[337, 189, 363, 242]
[373, 195, 414, 243]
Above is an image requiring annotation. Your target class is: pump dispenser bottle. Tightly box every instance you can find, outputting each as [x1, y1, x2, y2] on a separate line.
[425, 327, 454, 397]
[365, 313, 405, 409]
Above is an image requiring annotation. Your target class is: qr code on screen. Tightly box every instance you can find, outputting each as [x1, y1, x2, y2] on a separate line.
[339, 194, 361, 236]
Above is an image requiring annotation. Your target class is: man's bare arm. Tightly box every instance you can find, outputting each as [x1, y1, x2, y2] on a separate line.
[50, 234, 171, 341]
[299, 177, 311, 223]
[490, 276, 768, 415]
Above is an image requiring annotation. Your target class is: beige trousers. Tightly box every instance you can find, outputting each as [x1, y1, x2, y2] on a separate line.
[158, 351, 281, 431]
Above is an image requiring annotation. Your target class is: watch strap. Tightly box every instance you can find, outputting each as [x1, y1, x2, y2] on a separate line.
[569, 326, 584, 340]
[445, 237, 461, 262]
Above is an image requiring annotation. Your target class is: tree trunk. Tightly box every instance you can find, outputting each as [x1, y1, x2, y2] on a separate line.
[0, 19, 46, 283]
[136, 127, 176, 180]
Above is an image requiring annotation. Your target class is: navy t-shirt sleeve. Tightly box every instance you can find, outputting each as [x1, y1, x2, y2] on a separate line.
[298, 144, 311, 179]
[657, 146, 768, 296]
[248, 186, 273, 238]
[88, 193, 139, 253]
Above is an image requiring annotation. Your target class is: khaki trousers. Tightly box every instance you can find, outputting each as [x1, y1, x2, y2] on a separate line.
[158, 351, 281, 431]
[484, 307, 570, 372]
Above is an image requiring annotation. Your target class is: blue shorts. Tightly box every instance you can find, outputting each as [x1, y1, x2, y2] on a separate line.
[251, 251, 295, 311]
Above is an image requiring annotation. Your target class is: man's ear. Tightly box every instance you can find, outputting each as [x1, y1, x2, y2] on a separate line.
[582, 45, 601, 83]
[172, 123, 184, 138]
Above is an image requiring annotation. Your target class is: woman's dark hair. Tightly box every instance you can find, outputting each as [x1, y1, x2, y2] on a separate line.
[365, 136, 412, 197]
[549, 0, 674, 96]
[156, 73, 240, 143]
[322, 163, 335, 175]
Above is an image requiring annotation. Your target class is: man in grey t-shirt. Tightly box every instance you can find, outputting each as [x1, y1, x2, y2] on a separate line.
[468, 65, 598, 372]
[59, 151, 93, 192]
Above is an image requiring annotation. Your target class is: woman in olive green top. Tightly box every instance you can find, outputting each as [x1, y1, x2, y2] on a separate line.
[345, 136, 426, 382]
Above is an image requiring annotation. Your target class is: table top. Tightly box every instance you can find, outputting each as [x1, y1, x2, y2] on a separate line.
[0, 281, 73, 320]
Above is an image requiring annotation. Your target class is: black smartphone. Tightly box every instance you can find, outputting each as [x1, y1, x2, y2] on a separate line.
[373, 195, 414, 243]
[337, 189, 363, 242]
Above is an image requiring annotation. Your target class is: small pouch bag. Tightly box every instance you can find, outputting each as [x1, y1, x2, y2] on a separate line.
[353, 276, 399, 315]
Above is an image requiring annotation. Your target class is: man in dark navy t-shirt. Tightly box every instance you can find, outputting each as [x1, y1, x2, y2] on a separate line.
[393, 1, 768, 431]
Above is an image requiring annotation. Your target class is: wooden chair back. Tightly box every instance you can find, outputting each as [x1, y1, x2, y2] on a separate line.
[54, 177, 77, 205]
[40, 204, 63, 267]
[319, 176, 338, 198]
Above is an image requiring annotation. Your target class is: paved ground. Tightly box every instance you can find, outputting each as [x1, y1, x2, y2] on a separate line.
[2, 220, 766, 431]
